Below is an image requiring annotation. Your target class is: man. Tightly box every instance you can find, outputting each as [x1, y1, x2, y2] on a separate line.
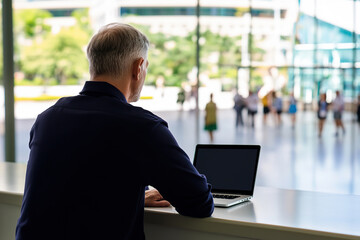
[332, 90, 345, 136]
[16, 23, 214, 240]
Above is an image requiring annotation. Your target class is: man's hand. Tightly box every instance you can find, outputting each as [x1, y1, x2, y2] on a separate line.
[145, 189, 170, 207]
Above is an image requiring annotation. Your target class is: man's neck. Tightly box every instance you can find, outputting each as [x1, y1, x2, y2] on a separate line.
[91, 75, 130, 101]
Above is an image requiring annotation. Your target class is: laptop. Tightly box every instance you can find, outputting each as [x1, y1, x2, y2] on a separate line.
[193, 144, 261, 208]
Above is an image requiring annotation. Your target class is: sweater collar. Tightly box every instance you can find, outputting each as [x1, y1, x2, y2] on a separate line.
[79, 81, 127, 103]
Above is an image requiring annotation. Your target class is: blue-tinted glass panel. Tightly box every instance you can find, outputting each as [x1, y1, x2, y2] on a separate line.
[46, 8, 84, 17]
[297, 14, 354, 44]
[120, 7, 287, 18]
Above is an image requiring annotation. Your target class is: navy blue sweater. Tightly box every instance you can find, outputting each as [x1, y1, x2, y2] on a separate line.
[16, 81, 214, 240]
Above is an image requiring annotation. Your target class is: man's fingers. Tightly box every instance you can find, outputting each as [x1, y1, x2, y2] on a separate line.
[153, 192, 165, 201]
[145, 188, 170, 207]
[146, 189, 164, 200]
[147, 200, 170, 207]
[157, 200, 170, 207]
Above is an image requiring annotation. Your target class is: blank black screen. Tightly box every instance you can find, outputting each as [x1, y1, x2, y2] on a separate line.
[194, 147, 259, 192]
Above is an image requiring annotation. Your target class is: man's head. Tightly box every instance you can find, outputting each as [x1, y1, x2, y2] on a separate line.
[87, 23, 150, 102]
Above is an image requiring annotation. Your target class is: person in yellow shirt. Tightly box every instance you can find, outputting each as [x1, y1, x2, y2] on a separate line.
[261, 91, 272, 125]
[204, 93, 217, 143]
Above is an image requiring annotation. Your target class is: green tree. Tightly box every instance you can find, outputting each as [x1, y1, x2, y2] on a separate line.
[14, 9, 52, 38]
[15, 8, 93, 85]
[21, 26, 89, 85]
[71, 8, 93, 36]
[120, 24, 264, 88]
[136, 25, 196, 87]
[14, 9, 52, 77]
[249, 34, 266, 62]
[201, 30, 242, 78]
[159, 34, 196, 86]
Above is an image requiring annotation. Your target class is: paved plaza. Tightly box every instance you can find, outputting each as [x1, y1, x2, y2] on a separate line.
[1, 92, 359, 196]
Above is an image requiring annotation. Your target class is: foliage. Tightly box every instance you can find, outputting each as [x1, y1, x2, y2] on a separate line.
[12, 11, 264, 89]
[136, 25, 244, 87]
[14, 9, 52, 38]
[136, 25, 196, 87]
[15, 77, 44, 86]
[71, 8, 93, 36]
[15, 8, 92, 85]
[249, 34, 266, 62]
[201, 29, 242, 79]
[20, 26, 89, 84]
[251, 74, 264, 89]
[13, 9, 53, 81]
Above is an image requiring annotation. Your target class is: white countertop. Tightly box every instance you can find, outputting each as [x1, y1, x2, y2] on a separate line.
[146, 186, 360, 238]
[0, 162, 26, 194]
[1, 162, 360, 239]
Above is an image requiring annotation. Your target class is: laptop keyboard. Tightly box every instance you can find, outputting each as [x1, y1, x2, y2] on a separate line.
[213, 194, 240, 199]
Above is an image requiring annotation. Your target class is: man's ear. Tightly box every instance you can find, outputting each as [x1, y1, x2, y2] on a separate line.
[132, 57, 145, 81]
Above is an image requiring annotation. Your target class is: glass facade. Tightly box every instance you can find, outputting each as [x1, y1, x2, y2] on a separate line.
[120, 7, 287, 18]
[3, 0, 359, 155]
[292, 0, 360, 102]
[47, 8, 82, 17]
[1, 0, 360, 194]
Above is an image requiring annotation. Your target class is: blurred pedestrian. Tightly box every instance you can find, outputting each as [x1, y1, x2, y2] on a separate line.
[190, 84, 198, 111]
[272, 91, 283, 125]
[288, 92, 297, 128]
[177, 85, 186, 111]
[156, 76, 165, 98]
[204, 93, 217, 143]
[233, 91, 246, 127]
[246, 90, 258, 128]
[317, 93, 329, 137]
[261, 91, 272, 125]
[332, 90, 345, 136]
[357, 94, 360, 124]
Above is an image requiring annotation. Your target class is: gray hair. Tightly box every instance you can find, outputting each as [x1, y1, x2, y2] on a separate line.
[87, 23, 149, 78]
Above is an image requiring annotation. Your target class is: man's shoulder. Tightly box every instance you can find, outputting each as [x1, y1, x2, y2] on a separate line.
[37, 95, 80, 115]
[132, 106, 168, 126]
[43, 95, 168, 127]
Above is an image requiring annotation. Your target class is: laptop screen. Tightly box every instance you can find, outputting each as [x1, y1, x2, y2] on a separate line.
[193, 145, 260, 195]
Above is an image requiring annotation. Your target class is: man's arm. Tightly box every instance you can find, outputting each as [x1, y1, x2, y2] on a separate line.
[144, 122, 214, 218]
